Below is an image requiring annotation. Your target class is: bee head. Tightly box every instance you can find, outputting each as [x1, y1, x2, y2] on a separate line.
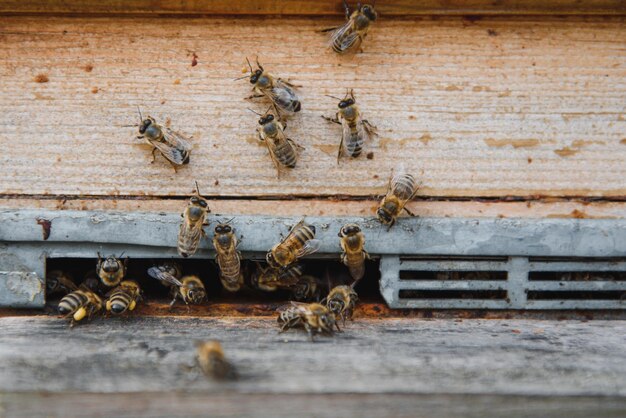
[250, 69, 263, 84]
[338, 98, 355, 109]
[266, 252, 279, 268]
[259, 114, 274, 125]
[138, 118, 152, 134]
[187, 287, 206, 304]
[102, 258, 121, 273]
[339, 224, 361, 237]
[361, 4, 377, 21]
[215, 224, 231, 234]
[377, 207, 393, 224]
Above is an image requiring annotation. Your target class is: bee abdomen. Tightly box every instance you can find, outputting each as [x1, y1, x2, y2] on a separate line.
[332, 34, 357, 53]
[58, 291, 87, 315]
[393, 173, 417, 199]
[280, 263, 304, 282]
[275, 140, 298, 168]
[218, 255, 241, 279]
[346, 131, 364, 157]
[107, 290, 133, 314]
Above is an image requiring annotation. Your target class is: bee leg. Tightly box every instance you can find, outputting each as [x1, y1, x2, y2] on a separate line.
[304, 323, 315, 342]
[363, 250, 371, 260]
[362, 120, 379, 136]
[343, 0, 351, 19]
[403, 207, 417, 217]
[169, 293, 178, 309]
[280, 78, 302, 88]
[245, 94, 264, 100]
[150, 147, 158, 164]
[322, 115, 340, 125]
[320, 26, 339, 33]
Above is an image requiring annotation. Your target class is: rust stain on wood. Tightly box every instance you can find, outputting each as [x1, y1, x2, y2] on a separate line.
[33, 73, 48, 83]
[484, 138, 540, 148]
[554, 146, 579, 157]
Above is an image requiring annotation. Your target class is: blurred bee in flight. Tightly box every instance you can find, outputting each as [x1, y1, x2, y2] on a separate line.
[178, 181, 210, 258]
[277, 302, 337, 341]
[58, 287, 103, 326]
[338, 223, 369, 283]
[195, 341, 237, 380]
[135, 108, 192, 170]
[46, 270, 77, 296]
[252, 109, 303, 178]
[105, 280, 142, 315]
[96, 252, 128, 288]
[323, 89, 377, 163]
[266, 219, 321, 270]
[324, 285, 359, 325]
[148, 265, 206, 308]
[238, 57, 301, 117]
[322, 1, 378, 54]
[213, 221, 244, 292]
[377, 170, 420, 228]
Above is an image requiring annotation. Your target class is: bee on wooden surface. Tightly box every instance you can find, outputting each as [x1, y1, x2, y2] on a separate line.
[291, 275, 323, 302]
[58, 287, 103, 325]
[323, 90, 377, 162]
[96, 253, 128, 288]
[213, 222, 244, 292]
[239, 57, 301, 116]
[253, 262, 305, 292]
[195, 340, 237, 380]
[324, 285, 358, 325]
[105, 280, 142, 315]
[338, 223, 369, 283]
[253, 110, 303, 178]
[267, 219, 321, 269]
[178, 182, 211, 258]
[277, 302, 337, 340]
[46, 270, 77, 296]
[136, 108, 191, 169]
[377, 170, 420, 228]
[322, 1, 378, 54]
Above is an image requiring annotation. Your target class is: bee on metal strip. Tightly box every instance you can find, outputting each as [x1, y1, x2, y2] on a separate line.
[322, 1, 378, 54]
[376, 170, 420, 228]
[178, 181, 211, 258]
[266, 219, 321, 269]
[338, 223, 369, 283]
[213, 220, 244, 292]
[135, 108, 192, 170]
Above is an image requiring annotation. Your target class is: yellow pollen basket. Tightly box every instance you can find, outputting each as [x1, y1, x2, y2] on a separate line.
[73, 307, 87, 321]
[106, 300, 112, 311]
[129, 300, 136, 311]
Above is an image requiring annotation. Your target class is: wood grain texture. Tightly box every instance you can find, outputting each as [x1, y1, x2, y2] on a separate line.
[1, 198, 625, 218]
[0, 16, 625, 198]
[0, 317, 625, 396]
[1, 0, 625, 16]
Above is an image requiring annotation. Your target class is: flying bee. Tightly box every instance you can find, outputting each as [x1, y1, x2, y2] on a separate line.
[323, 89, 377, 162]
[46, 270, 78, 296]
[147, 261, 183, 288]
[195, 340, 237, 380]
[213, 222, 244, 292]
[277, 302, 337, 341]
[324, 285, 358, 325]
[322, 1, 378, 54]
[178, 181, 211, 258]
[96, 252, 128, 288]
[253, 110, 303, 178]
[267, 219, 321, 269]
[377, 171, 420, 228]
[253, 262, 305, 292]
[105, 280, 142, 315]
[338, 223, 369, 283]
[149, 270, 207, 307]
[135, 108, 192, 169]
[58, 287, 103, 325]
[291, 275, 323, 302]
[239, 57, 301, 116]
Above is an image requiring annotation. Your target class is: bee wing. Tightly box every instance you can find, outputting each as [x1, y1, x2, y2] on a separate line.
[149, 127, 191, 165]
[270, 81, 299, 104]
[147, 266, 184, 288]
[162, 127, 192, 151]
[295, 239, 322, 258]
[179, 220, 205, 253]
[328, 21, 361, 52]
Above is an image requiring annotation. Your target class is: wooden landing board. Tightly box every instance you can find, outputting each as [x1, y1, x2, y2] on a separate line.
[0, 16, 624, 199]
[0, 317, 625, 396]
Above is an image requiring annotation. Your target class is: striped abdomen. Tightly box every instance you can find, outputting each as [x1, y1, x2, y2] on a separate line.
[106, 285, 138, 315]
[273, 137, 298, 168]
[279, 263, 304, 285]
[283, 224, 316, 252]
[392, 173, 417, 200]
[178, 219, 204, 258]
[345, 252, 366, 282]
[58, 290, 89, 315]
[346, 121, 363, 157]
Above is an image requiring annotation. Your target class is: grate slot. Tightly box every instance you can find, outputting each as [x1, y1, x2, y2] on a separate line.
[399, 290, 507, 300]
[399, 271, 507, 281]
[527, 291, 625, 301]
[529, 271, 626, 281]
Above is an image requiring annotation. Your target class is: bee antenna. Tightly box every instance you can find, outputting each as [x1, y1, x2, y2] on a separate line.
[223, 217, 235, 224]
[255, 55, 263, 70]
[246, 57, 253, 73]
[325, 94, 343, 101]
[194, 180, 201, 196]
[233, 75, 248, 81]
[247, 108, 263, 116]
[136, 106, 143, 122]
[119, 251, 126, 259]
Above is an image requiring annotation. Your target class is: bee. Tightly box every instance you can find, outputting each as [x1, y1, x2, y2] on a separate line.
[147, 261, 183, 288]
[254, 262, 305, 292]
[195, 341, 237, 380]
[291, 275, 323, 302]
[149, 269, 207, 307]
[266, 219, 321, 269]
[323, 1, 378, 54]
[324, 285, 358, 325]
[377, 171, 420, 228]
[213, 222, 244, 292]
[136, 108, 191, 169]
[277, 302, 337, 340]
[96, 252, 128, 288]
[178, 182, 211, 258]
[46, 270, 78, 296]
[324, 90, 377, 162]
[338, 223, 369, 283]
[241, 57, 301, 116]
[105, 280, 142, 315]
[58, 288, 103, 325]
[82, 269, 106, 295]
[254, 111, 303, 178]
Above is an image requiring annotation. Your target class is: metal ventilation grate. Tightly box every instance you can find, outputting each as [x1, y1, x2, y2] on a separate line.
[380, 256, 626, 309]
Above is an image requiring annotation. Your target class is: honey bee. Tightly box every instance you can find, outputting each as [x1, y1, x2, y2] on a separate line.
[195, 341, 237, 380]
[377, 171, 420, 228]
[96, 253, 128, 288]
[338, 223, 369, 283]
[82, 269, 106, 295]
[255, 111, 303, 178]
[324, 90, 377, 162]
[136, 108, 191, 169]
[291, 275, 323, 302]
[147, 261, 183, 288]
[105, 280, 142, 315]
[324, 285, 358, 325]
[277, 302, 337, 340]
[46, 270, 78, 296]
[178, 182, 211, 258]
[323, 1, 378, 54]
[254, 262, 305, 292]
[150, 271, 206, 307]
[213, 222, 244, 292]
[241, 57, 301, 116]
[267, 219, 321, 269]
[58, 287, 103, 325]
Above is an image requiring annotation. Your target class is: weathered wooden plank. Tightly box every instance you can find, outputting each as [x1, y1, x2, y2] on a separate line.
[0, 317, 624, 396]
[1, 0, 625, 16]
[0, 17, 624, 198]
[1, 198, 625, 219]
